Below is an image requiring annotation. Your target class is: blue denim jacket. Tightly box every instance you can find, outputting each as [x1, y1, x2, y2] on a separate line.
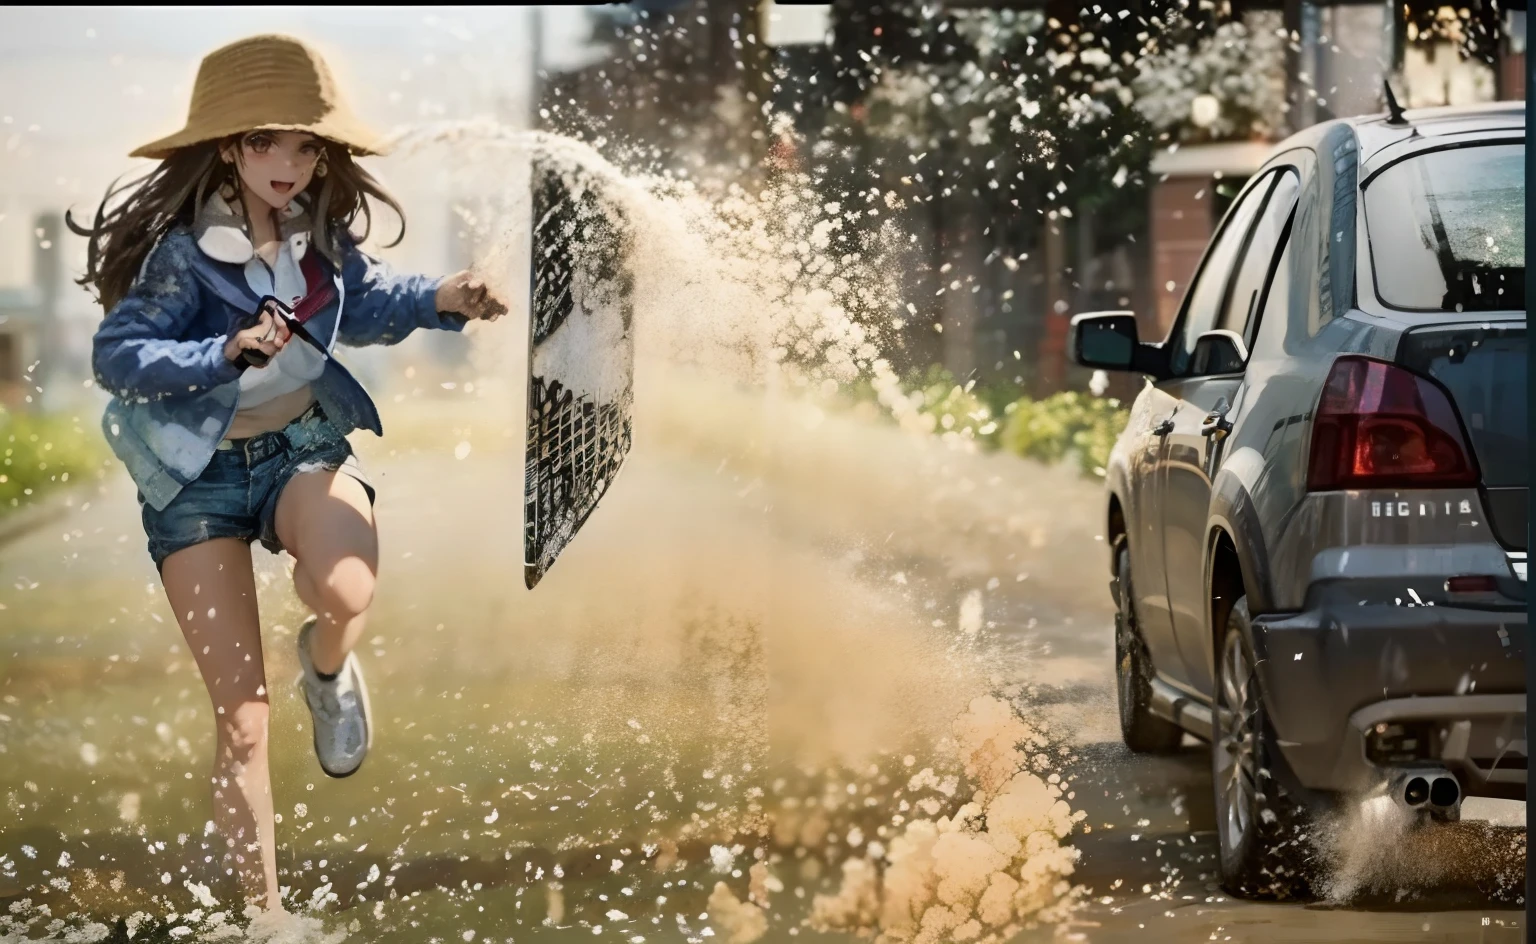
[93, 218, 466, 511]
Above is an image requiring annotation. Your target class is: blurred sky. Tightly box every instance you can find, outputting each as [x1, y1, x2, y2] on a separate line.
[0, 6, 607, 308]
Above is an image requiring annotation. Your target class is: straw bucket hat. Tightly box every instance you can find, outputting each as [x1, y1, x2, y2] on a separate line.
[130, 34, 386, 160]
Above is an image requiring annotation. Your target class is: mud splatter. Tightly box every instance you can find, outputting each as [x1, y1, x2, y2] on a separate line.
[1314, 794, 1526, 905]
[706, 881, 767, 944]
[810, 696, 1084, 943]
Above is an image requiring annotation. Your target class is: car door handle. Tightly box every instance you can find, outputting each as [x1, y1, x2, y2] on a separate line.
[1200, 412, 1233, 439]
[1152, 418, 1175, 437]
[1201, 399, 1233, 441]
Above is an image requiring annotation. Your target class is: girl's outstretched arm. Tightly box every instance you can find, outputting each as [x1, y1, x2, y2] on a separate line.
[93, 231, 246, 401]
[334, 233, 467, 347]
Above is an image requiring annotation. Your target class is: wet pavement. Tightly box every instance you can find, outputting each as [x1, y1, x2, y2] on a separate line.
[0, 375, 1524, 943]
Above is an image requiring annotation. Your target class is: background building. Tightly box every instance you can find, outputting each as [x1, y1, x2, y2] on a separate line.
[0, 3, 1525, 417]
[0, 213, 60, 408]
[534, 0, 1524, 402]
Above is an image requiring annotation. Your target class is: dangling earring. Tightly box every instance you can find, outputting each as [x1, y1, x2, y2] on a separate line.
[217, 150, 237, 201]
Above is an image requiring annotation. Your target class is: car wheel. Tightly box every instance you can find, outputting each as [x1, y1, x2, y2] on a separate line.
[1212, 597, 1318, 900]
[1113, 544, 1183, 754]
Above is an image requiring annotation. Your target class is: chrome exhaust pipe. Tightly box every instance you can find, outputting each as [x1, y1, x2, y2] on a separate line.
[1397, 772, 1431, 807]
[1428, 773, 1461, 811]
[1388, 769, 1461, 814]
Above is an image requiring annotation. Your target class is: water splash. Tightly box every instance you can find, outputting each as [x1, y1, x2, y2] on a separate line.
[2, 123, 1088, 942]
[382, 121, 937, 433]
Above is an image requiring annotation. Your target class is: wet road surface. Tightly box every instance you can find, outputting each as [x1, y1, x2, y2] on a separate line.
[0, 375, 1523, 942]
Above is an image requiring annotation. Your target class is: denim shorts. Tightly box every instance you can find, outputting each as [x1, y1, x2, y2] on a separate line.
[138, 403, 376, 574]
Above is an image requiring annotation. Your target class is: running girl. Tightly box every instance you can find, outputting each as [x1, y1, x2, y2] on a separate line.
[70, 33, 506, 913]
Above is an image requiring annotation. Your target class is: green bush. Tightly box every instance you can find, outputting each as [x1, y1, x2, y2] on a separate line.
[829, 365, 1130, 477]
[904, 364, 998, 440]
[999, 391, 1129, 477]
[0, 410, 108, 513]
[831, 365, 1003, 441]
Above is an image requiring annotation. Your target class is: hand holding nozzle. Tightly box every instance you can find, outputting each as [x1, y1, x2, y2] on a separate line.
[225, 300, 293, 368]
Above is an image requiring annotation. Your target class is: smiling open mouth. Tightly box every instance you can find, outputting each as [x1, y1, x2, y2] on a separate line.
[272, 181, 294, 194]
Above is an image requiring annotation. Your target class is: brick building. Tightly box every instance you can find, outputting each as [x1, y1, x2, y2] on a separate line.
[1147, 144, 1272, 341]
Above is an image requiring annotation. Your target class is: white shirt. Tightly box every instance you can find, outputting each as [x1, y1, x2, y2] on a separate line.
[237, 239, 331, 409]
[194, 191, 341, 437]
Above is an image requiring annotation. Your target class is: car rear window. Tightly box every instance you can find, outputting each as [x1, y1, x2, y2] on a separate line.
[1363, 142, 1524, 312]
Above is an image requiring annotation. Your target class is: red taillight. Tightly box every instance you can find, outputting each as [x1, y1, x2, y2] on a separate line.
[1306, 356, 1479, 491]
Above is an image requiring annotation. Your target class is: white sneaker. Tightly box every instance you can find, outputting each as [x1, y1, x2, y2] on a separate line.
[295, 617, 372, 778]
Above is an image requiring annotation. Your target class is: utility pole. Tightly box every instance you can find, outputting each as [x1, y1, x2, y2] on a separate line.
[34, 212, 63, 411]
[530, 6, 545, 131]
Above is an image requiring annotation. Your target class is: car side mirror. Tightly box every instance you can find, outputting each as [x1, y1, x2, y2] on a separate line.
[1069, 311, 1139, 370]
[1190, 329, 1248, 376]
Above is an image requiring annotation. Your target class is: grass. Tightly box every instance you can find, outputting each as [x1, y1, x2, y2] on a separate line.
[0, 567, 952, 940]
[0, 429, 981, 942]
[0, 408, 110, 514]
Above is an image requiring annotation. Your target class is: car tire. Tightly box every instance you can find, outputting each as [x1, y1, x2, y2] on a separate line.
[1212, 597, 1319, 900]
[1113, 544, 1183, 754]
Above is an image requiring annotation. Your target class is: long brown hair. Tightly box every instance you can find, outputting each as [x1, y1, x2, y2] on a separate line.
[68, 133, 406, 311]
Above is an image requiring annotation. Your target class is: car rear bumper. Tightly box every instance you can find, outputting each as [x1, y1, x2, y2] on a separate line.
[1250, 602, 1526, 800]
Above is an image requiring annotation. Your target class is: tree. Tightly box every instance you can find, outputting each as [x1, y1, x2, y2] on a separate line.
[538, 0, 770, 182]
[786, 1, 1216, 385]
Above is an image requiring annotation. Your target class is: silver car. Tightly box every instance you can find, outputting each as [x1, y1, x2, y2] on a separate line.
[1071, 101, 1526, 899]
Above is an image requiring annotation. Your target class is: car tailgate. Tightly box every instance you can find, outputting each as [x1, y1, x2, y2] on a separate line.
[1399, 322, 1527, 551]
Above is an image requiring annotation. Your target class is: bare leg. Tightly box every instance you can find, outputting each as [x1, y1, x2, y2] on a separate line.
[275, 470, 378, 675]
[159, 538, 282, 912]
